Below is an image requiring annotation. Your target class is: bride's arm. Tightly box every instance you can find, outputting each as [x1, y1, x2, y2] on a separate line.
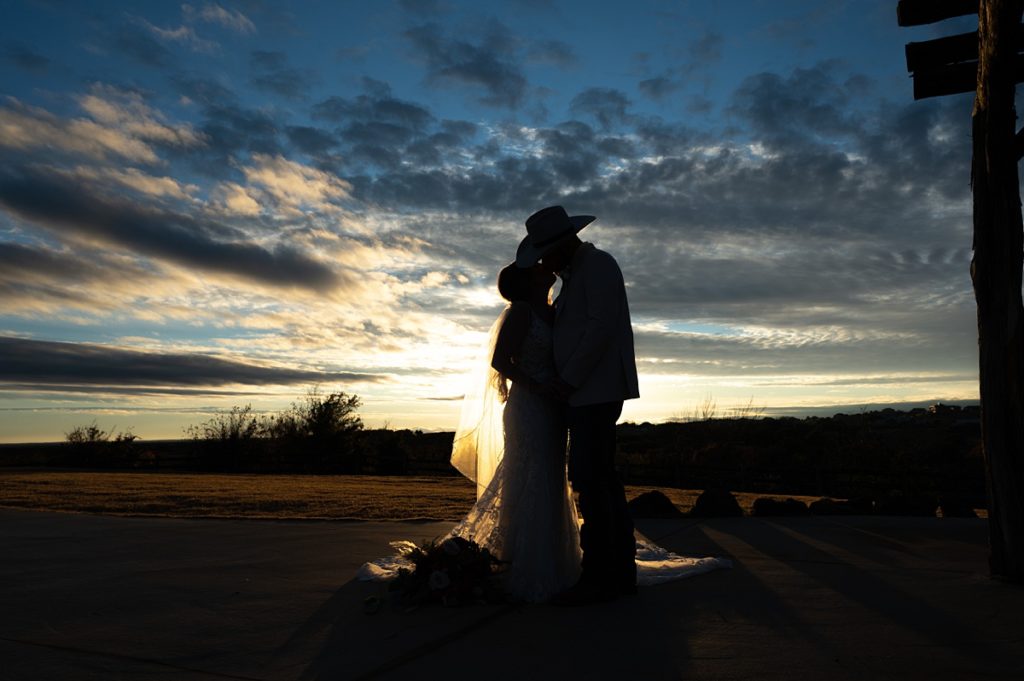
[490, 303, 538, 391]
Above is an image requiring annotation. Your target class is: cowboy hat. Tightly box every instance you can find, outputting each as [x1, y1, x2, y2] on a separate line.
[515, 205, 595, 268]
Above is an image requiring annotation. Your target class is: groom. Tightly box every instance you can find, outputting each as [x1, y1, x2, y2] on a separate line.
[516, 205, 640, 604]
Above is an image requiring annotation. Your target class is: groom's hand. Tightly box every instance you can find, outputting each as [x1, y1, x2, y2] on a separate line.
[549, 378, 574, 402]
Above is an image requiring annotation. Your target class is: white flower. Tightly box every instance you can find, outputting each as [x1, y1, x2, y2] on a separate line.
[428, 569, 451, 591]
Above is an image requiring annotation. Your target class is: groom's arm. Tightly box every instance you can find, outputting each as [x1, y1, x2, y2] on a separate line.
[559, 251, 623, 389]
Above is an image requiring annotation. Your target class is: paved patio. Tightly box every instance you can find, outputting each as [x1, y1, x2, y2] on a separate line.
[2, 509, 1022, 680]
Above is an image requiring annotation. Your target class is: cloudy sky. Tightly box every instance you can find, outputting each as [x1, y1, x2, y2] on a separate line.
[0, 0, 986, 442]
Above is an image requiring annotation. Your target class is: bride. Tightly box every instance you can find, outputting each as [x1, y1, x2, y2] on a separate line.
[359, 261, 730, 603]
[447, 262, 582, 602]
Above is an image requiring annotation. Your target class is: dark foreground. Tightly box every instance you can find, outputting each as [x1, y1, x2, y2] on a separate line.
[2, 510, 1021, 681]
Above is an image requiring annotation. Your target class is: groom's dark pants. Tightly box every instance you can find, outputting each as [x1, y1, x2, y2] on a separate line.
[567, 400, 636, 589]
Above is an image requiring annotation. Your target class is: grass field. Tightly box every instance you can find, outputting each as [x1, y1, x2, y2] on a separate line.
[0, 470, 832, 520]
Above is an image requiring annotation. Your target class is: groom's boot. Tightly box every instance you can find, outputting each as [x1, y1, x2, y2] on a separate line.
[550, 575, 617, 606]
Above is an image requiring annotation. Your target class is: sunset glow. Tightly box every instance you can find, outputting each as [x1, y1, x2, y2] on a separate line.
[0, 2, 982, 442]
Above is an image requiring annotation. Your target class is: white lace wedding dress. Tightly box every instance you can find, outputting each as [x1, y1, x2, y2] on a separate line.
[448, 311, 582, 601]
[358, 309, 730, 601]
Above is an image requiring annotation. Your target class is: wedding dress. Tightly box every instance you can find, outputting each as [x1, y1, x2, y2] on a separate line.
[448, 308, 582, 602]
[357, 306, 730, 600]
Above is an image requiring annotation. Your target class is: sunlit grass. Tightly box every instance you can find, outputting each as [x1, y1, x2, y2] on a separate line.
[0, 471, 832, 520]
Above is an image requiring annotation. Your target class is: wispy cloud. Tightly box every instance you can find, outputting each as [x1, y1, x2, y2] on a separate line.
[0, 88, 203, 164]
[135, 16, 219, 54]
[404, 21, 528, 108]
[184, 3, 257, 34]
[0, 164, 346, 293]
[2, 42, 50, 72]
[0, 337, 383, 390]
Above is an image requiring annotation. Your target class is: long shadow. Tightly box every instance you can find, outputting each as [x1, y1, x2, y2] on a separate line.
[289, 525, 734, 681]
[642, 521, 840, 652]
[791, 516, 989, 574]
[282, 573, 524, 681]
[710, 518, 1002, 666]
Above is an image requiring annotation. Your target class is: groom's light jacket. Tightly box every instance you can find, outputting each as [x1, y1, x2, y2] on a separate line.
[554, 242, 640, 407]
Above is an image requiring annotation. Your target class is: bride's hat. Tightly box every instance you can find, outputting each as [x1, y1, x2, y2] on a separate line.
[516, 205, 595, 267]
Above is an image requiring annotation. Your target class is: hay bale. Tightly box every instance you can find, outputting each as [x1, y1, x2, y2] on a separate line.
[627, 490, 684, 518]
[809, 497, 870, 515]
[689, 488, 743, 517]
[751, 497, 810, 516]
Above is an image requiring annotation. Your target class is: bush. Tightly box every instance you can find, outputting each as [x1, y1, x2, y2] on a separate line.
[188, 404, 266, 442]
[267, 388, 363, 472]
[186, 405, 269, 470]
[64, 422, 139, 467]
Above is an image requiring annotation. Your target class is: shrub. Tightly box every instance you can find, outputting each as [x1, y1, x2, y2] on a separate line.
[266, 387, 364, 472]
[64, 422, 139, 467]
[186, 405, 269, 470]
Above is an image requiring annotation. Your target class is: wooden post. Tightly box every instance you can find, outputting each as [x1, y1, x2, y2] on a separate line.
[972, 0, 1024, 581]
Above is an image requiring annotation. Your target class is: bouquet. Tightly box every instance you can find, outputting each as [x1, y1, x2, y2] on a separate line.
[389, 536, 505, 607]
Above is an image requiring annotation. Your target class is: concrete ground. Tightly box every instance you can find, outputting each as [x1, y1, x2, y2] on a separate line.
[1, 509, 1022, 681]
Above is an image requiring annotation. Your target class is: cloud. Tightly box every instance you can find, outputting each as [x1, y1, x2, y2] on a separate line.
[249, 50, 315, 99]
[528, 39, 577, 68]
[0, 90, 203, 165]
[211, 182, 262, 216]
[0, 165, 346, 293]
[0, 337, 382, 389]
[58, 166, 199, 201]
[398, 0, 450, 16]
[170, 75, 239, 107]
[136, 16, 219, 54]
[194, 103, 283, 167]
[183, 3, 257, 34]
[285, 125, 341, 155]
[3, 42, 50, 72]
[308, 82, 486, 174]
[728, 62, 866, 146]
[312, 80, 433, 129]
[0, 53, 980, 417]
[570, 88, 633, 130]
[237, 153, 352, 215]
[110, 22, 174, 67]
[78, 86, 205, 148]
[334, 61, 975, 386]
[404, 22, 528, 108]
[689, 30, 723, 63]
[638, 77, 680, 102]
[0, 241, 163, 316]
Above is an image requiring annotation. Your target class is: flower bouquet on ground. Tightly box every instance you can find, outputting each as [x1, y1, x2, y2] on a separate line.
[389, 536, 506, 607]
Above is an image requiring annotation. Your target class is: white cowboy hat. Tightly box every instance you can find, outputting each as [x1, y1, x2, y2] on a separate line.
[515, 205, 595, 268]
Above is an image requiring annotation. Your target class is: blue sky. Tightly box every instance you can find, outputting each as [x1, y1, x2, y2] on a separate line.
[0, 1, 987, 441]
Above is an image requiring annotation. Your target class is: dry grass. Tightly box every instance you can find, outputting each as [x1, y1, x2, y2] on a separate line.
[0, 470, 837, 520]
[0, 471, 476, 520]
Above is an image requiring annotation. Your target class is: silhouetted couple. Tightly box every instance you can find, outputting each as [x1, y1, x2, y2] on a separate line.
[362, 206, 729, 603]
[450, 205, 640, 604]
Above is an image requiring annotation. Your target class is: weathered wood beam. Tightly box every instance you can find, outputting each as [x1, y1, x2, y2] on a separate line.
[914, 61, 979, 98]
[972, 0, 1024, 583]
[906, 31, 979, 72]
[912, 55, 1024, 99]
[906, 26, 1024, 72]
[898, 0, 978, 26]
